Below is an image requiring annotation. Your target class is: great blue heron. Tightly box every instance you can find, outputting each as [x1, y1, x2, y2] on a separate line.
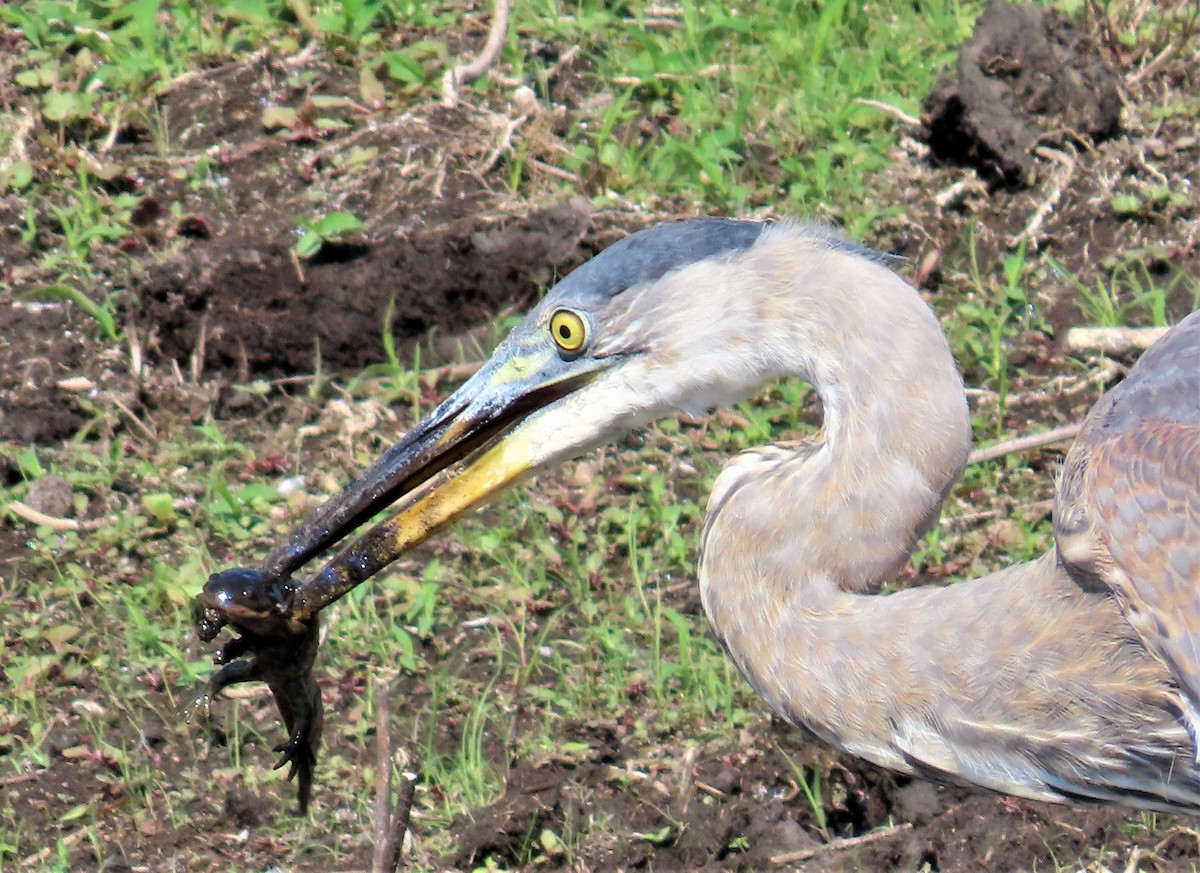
[195, 218, 1200, 814]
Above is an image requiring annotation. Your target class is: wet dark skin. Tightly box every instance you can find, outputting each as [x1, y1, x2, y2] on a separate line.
[192, 568, 322, 814]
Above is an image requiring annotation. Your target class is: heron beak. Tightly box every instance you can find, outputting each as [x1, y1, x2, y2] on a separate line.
[262, 341, 611, 618]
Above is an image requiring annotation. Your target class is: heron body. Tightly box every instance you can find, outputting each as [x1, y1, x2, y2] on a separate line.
[200, 219, 1200, 813]
[692, 227, 1200, 810]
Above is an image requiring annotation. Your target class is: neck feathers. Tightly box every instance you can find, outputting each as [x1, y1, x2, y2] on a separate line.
[700, 230, 971, 602]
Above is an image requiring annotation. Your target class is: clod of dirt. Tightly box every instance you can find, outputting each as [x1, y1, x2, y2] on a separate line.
[446, 766, 560, 869]
[1, 405, 85, 445]
[223, 786, 269, 828]
[98, 853, 133, 873]
[0, 303, 89, 445]
[922, 0, 1121, 186]
[25, 475, 74, 518]
[745, 806, 815, 853]
[129, 202, 594, 379]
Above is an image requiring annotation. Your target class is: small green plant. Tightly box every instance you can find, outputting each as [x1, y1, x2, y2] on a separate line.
[293, 211, 366, 258]
[422, 677, 504, 811]
[1108, 185, 1190, 218]
[949, 236, 1044, 437]
[1057, 255, 1197, 328]
[778, 747, 829, 838]
[23, 284, 120, 341]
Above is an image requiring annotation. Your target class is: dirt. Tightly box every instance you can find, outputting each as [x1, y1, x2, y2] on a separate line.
[922, 0, 1122, 186]
[2, 3, 1199, 871]
[127, 59, 601, 376]
[884, 1, 1198, 361]
[130, 200, 593, 378]
[441, 731, 1149, 872]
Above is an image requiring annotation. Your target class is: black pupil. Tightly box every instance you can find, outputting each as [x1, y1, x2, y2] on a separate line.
[558, 324, 571, 339]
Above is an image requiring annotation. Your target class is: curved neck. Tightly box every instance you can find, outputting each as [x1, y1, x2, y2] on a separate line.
[694, 240, 973, 763]
[699, 239, 971, 601]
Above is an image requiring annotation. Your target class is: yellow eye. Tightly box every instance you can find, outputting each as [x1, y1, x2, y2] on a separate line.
[549, 309, 588, 354]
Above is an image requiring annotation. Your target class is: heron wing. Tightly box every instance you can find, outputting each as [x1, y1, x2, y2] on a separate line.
[1085, 422, 1200, 720]
[1055, 311, 1200, 738]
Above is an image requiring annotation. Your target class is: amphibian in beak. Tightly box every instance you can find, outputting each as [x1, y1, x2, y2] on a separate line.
[191, 568, 322, 814]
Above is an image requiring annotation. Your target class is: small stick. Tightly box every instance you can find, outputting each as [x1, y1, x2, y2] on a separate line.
[1009, 146, 1075, 250]
[371, 678, 394, 873]
[127, 326, 145, 385]
[1128, 41, 1176, 87]
[545, 45, 580, 81]
[6, 501, 80, 532]
[107, 391, 157, 442]
[1122, 846, 1144, 873]
[770, 822, 913, 865]
[289, 247, 307, 287]
[967, 422, 1082, 465]
[941, 498, 1054, 530]
[6, 498, 190, 533]
[1065, 325, 1169, 356]
[442, 0, 511, 106]
[385, 771, 418, 872]
[476, 108, 534, 176]
[421, 361, 484, 383]
[934, 177, 988, 209]
[371, 678, 418, 873]
[528, 157, 581, 183]
[99, 102, 123, 154]
[693, 779, 727, 798]
[853, 97, 920, 126]
[190, 311, 209, 384]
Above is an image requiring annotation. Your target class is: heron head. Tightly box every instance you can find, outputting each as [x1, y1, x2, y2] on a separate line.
[449, 218, 778, 469]
[270, 218, 877, 586]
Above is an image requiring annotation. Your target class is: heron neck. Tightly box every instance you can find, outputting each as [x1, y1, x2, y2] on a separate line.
[694, 246, 974, 761]
[700, 244, 971, 604]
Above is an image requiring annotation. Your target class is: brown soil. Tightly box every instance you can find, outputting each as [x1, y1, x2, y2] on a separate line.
[922, 1, 1122, 186]
[2, 3, 1198, 872]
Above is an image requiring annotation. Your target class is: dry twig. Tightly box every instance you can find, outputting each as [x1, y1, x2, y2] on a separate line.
[770, 822, 914, 865]
[107, 391, 157, 441]
[1066, 325, 1169, 356]
[1009, 146, 1076, 250]
[370, 677, 418, 873]
[6, 501, 81, 532]
[853, 97, 920, 126]
[967, 422, 1082, 465]
[372, 678, 395, 873]
[442, 0, 511, 106]
[934, 176, 988, 210]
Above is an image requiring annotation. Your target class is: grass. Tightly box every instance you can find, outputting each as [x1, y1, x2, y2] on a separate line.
[3, 0, 975, 325]
[1, 0, 1198, 869]
[509, 0, 975, 228]
[1059, 255, 1200, 329]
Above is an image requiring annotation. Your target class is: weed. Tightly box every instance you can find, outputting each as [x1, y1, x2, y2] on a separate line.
[946, 234, 1048, 437]
[779, 746, 830, 838]
[423, 676, 504, 811]
[1056, 256, 1199, 328]
[292, 210, 366, 259]
[23, 283, 120, 341]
